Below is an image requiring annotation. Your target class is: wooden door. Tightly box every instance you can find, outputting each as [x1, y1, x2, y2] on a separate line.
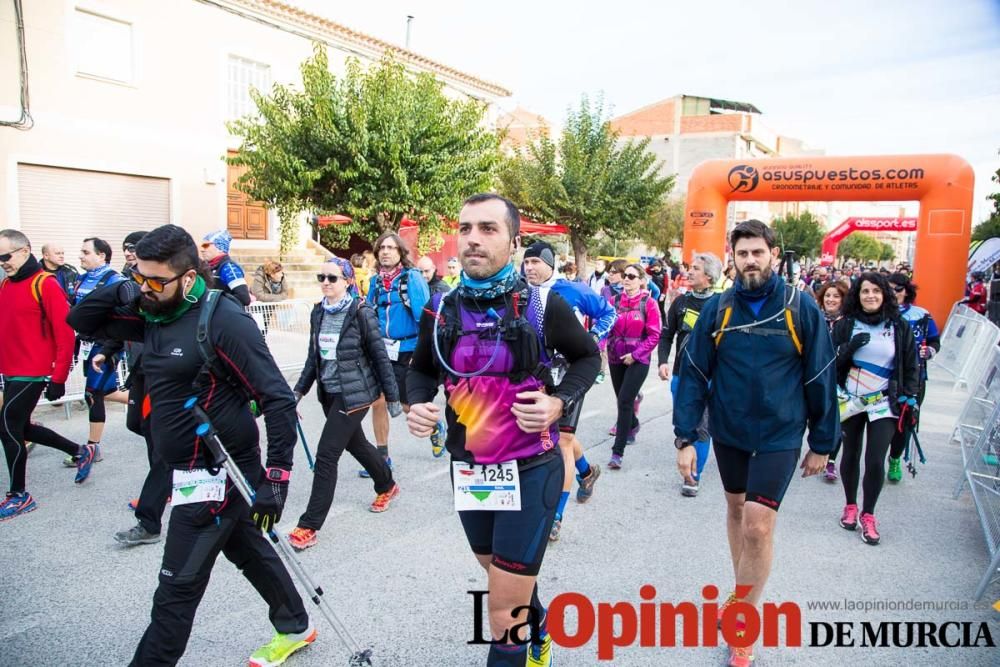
[226, 151, 267, 240]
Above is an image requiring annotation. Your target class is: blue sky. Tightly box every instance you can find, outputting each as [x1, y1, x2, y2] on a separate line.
[296, 0, 1000, 222]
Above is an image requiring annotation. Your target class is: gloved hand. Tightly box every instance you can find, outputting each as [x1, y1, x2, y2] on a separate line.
[387, 401, 403, 418]
[250, 471, 289, 532]
[847, 333, 870, 353]
[44, 382, 65, 402]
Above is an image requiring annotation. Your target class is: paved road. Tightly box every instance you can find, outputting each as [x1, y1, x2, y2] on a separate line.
[1, 365, 997, 666]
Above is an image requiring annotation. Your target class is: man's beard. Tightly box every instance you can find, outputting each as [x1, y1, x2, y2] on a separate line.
[141, 288, 185, 316]
[736, 262, 772, 291]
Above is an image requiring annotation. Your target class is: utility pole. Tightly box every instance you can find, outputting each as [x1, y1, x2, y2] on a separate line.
[405, 15, 414, 49]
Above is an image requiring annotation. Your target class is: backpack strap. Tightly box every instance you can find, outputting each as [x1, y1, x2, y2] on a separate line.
[783, 285, 803, 355]
[399, 270, 410, 310]
[713, 290, 735, 348]
[31, 272, 49, 337]
[194, 289, 223, 391]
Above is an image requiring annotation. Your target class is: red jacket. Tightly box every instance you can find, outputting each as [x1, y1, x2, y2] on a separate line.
[967, 282, 987, 315]
[0, 269, 75, 383]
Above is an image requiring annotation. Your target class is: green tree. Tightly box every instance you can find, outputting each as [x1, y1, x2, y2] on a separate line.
[878, 241, 896, 262]
[972, 165, 1000, 242]
[837, 232, 883, 262]
[635, 197, 685, 254]
[498, 96, 674, 271]
[771, 210, 825, 260]
[228, 44, 502, 253]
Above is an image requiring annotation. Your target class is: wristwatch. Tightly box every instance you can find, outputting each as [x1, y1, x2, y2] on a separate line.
[265, 467, 291, 483]
[674, 437, 693, 450]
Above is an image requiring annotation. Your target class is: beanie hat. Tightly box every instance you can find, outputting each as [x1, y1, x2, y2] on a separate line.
[203, 229, 232, 254]
[123, 231, 147, 247]
[524, 241, 556, 270]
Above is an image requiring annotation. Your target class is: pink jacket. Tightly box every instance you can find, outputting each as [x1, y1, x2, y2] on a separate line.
[607, 290, 661, 365]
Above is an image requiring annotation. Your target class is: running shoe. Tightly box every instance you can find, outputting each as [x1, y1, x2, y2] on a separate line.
[548, 518, 562, 542]
[608, 424, 617, 436]
[63, 447, 103, 467]
[840, 503, 859, 531]
[249, 627, 317, 667]
[823, 461, 838, 483]
[114, 523, 161, 546]
[359, 456, 392, 479]
[859, 513, 880, 545]
[717, 591, 742, 629]
[0, 492, 37, 522]
[287, 527, 318, 551]
[681, 479, 700, 497]
[594, 371, 606, 385]
[887, 457, 902, 483]
[576, 464, 601, 503]
[633, 391, 644, 414]
[369, 483, 400, 513]
[627, 424, 640, 444]
[727, 643, 755, 667]
[527, 631, 553, 666]
[74, 444, 99, 484]
[127, 498, 140, 511]
[430, 419, 447, 458]
[608, 454, 622, 470]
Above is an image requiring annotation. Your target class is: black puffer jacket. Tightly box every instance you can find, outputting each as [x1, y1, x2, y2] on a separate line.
[294, 299, 399, 411]
[832, 314, 919, 415]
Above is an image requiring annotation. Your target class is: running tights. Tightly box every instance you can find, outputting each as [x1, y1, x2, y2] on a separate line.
[840, 413, 896, 515]
[609, 361, 649, 456]
[1, 380, 79, 493]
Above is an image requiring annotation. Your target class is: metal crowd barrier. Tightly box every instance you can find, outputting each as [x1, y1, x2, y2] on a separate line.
[932, 303, 1000, 391]
[951, 343, 1000, 600]
[37, 351, 130, 415]
[247, 298, 314, 377]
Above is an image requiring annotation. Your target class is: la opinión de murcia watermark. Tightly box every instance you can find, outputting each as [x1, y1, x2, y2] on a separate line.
[468, 586, 997, 661]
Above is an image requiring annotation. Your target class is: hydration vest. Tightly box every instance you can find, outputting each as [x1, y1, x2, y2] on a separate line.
[713, 283, 804, 356]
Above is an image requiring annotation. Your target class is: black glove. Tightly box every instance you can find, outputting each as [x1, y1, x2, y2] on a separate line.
[847, 333, 870, 353]
[250, 472, 289, 532]
[44, 382, 65, 402]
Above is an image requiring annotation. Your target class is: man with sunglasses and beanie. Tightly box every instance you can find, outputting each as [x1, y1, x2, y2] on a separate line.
[407, 195, 600, 666]
[68, 224, 314, 667]
[673, 219, 838, 667]
[200, 229, 251, 307]
[0, 229, 97, 521]
[521, 241, 616, 542]
[365, 231, 433, 466]
[121, 231, 146, 280]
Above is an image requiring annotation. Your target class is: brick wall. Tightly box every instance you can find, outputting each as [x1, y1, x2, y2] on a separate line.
[679, 114, 745, 134]
[610, 100, 676, 136]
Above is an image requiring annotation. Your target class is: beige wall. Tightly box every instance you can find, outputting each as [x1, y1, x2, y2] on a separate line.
[0, 0, 505, 250]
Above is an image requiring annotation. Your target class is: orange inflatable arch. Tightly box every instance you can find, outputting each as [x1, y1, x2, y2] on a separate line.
[683, 154, 974, 326]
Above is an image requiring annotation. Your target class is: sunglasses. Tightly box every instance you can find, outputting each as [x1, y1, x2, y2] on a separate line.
[623, 273, 641, 280]
[892, 286, 905, 292]
[132, 270, 185, 293]
[316, 273, 343, 284]
[0, 247, 25, 262]
[123, 243, 137, 252]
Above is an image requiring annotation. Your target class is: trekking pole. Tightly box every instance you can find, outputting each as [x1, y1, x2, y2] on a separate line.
[296, 419, 315, 471]
[183, 397, 374, 667]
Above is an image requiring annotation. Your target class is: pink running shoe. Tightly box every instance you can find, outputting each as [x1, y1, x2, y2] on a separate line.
[839, 503, 858, 530]
[859, 513, 880, 545]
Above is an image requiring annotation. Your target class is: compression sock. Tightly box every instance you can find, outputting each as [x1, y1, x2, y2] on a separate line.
[555, 492, 569, 521]
[575, 455, 591, 477]
[486, 643, 527, 666]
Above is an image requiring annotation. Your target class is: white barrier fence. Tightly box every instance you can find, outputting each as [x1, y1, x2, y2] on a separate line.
[933, 303, 1000, 391]
[31, 298, 317, 413]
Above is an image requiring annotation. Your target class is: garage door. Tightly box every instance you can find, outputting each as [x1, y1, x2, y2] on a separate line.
[17, 164, 170, 265]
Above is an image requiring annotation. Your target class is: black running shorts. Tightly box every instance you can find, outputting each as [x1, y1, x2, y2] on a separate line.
[456, 452, 564, 576]
[557, 395, 585, 434]
[713, 441, 801, 511]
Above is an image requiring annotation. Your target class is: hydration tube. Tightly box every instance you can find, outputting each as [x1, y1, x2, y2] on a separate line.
[431, 294, 504, 379]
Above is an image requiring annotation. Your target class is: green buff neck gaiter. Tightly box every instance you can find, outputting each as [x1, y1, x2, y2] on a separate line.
[141, 274, 207, 324]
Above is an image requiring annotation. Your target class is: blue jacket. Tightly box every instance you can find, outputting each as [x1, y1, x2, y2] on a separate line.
[550, 279, 617, 341]
[674, 275, 839, 454]
[366, 267, 430, 353]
